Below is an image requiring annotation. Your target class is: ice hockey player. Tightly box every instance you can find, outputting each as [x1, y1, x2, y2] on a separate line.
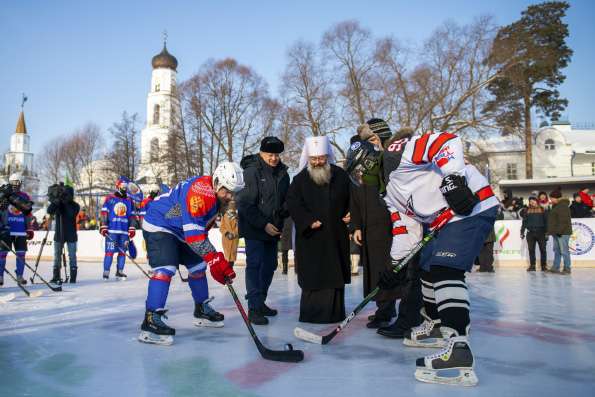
[0, 173, 34, 285]
[100, 177, 136, 280]
[138, 162, 242, 345]
[347, 128, 498, 386]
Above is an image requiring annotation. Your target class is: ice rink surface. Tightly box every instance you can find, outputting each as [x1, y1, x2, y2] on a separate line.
[1, 262, 594, 397]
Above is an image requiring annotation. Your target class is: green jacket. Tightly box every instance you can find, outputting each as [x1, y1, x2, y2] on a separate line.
[547, 198, 572, 236]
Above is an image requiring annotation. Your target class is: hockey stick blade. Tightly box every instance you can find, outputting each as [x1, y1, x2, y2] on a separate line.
[256, 340, 304, 363]
[28, 290, 43, 298]
[0, 293, 16, 303]
[294, 327, 324, 344]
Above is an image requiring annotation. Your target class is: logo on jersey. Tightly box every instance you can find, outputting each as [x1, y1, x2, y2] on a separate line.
[187, 179, 216, 217]
[569, 222, 595, 255]
[7, 205, 22, 216]
[434, 146, 455, 167]
[113, 202, 128, 217]
[350, 141, 361, 151]
[406, 196, 415, 217]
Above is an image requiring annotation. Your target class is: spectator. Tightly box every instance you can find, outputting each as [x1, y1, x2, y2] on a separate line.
[538, 191, 550, 210]
[547, 190, 572, 275]
[219, 200, 239, 268]
[31, 216, 40, 231]
[577, 187, 593, 209]
[521, 196, 548, 272]
[475, 227, 496, 272]
[47, 183, 80, 284]
[570, 193, 592, 218]
[238, 136, 290, 325]
[279, 217, 293, 275]
[76, 209, 89, 230]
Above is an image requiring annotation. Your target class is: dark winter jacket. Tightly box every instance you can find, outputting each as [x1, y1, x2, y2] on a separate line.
[547, 198, 572, 236]
[47, 200, 81, 242]
[570, 201, 592, 218]
[521, 206, 547, 235]
[237, 154, 290, 241]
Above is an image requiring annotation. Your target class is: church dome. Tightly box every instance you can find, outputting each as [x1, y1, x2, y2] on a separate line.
[151, 44, 178, 71]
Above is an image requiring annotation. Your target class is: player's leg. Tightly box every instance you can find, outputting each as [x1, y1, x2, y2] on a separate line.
[403, 270, 444, 347]
[115, 234, 127, 279]
[103, 235, 116, 279]
[0, 249, 6, 286]
[13, 236, 27, 284]
[138, 231, 178, 345]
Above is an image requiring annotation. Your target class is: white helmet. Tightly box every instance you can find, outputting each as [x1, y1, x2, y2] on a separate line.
[213, 162, 245, 193]
[9, 172, 23, 189]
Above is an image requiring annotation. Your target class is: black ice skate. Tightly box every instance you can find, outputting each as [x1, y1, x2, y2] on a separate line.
[0, 276, 4, 286]
[116, 270, 127, 281]
[50, 268, 62, 285]
[403, 308, 445, 348]
[193, 297, 224, 328]
[16, 276, 27, 285]
[102, 271, 109, 281]
[414, 328, 478, 387]
[138, 309, 175, 346]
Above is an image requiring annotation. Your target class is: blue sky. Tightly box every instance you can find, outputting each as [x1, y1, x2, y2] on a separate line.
[1, 0, 594, 156]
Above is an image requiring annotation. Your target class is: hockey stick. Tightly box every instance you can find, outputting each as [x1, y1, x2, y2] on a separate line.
[3, 268, 43, 298]
[225, 278, 304, 363]
[105, 234, 151, 278]
[0, 292, 16, 303]
[30, 215, 53, 284]
[0, 240, 62, 292]
[178, 268, 188, 282]
[294, 209, 454, 345]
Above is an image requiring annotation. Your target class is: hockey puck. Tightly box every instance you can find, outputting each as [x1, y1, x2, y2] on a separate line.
[284, 343, 293, 351]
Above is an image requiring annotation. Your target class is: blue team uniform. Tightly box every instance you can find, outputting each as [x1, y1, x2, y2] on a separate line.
[101, 193, 135, 272]
[142, 176, 219, 310]
[0, 192, 32, 277]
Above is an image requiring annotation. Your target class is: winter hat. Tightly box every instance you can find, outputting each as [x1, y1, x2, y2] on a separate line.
[549, 190, 562, 199]
[260, 136, 284, 154]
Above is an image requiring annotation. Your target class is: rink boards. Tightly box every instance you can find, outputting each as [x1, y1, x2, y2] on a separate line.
[20, 219, 595, 265]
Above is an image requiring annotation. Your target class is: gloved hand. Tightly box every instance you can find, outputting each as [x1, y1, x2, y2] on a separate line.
[225, 231, 236, 240]
[378, 262, 408, 290]
[520, 232, 525, 239]
[100, 225, 108, 237]
[128, 227, 136, 239]
[204, 251, 236, 285]
[440, 174, 479, 216]
[26, 230, 34, 240]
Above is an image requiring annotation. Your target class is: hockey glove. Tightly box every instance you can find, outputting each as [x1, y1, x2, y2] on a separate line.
[26, 230, 34, 240]
[204, 251, 236, 285]
[439, 174, 479, 216]
[99, 225, 108, 237]
[378, 261, 408, 290]
[128, 227, 136, 239]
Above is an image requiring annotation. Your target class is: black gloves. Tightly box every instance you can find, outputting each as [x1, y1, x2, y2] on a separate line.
[440, 174, 479, 216]
[378, 262, 408, 290]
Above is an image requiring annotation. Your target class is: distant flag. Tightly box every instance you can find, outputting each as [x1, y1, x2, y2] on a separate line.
[21, 93, 28, 108]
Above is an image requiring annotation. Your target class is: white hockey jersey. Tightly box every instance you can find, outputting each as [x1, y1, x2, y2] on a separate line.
[382, 132, 499, 260]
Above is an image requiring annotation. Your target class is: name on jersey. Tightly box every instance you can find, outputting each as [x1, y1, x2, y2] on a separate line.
[434, 146, 455, 167]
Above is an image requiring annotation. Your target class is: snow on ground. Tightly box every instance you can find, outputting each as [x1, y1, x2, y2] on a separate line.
[1, 262, 595, 397]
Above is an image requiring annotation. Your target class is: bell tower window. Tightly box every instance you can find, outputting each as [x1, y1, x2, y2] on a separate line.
[153, 104, 160, 125]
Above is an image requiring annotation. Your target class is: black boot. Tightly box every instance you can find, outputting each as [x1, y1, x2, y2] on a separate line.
[69, 268, 77, 283]
[261, 303, 278, 317]
[367, 317, 391, 329]
[377, 322, 408, 338]
[526, 266, 536, 272]
[50, 267, 62, 284]
[248, 308, 269, 325]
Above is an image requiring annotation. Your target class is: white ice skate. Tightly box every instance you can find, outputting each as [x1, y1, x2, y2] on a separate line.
[414, 328, 478, 387]
[138, 331, 174, 346]
[193, 297, 224, 328]
[116, 270, 127, 281]
[403, 308, 445, 348]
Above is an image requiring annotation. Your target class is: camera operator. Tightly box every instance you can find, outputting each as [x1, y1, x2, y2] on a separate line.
[47, 182, 80, 284]
[0, 174, 34, 286]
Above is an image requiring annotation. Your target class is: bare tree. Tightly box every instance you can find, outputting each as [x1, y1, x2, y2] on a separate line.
[74, 123, 103, 209]
[104, 112, 140, 180]
[39, 139, 65, 185]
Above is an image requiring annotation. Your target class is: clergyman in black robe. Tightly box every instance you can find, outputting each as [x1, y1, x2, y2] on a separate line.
[286, 139, 351, 324]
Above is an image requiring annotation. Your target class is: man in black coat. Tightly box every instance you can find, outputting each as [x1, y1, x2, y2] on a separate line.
[287, 135, 351, 324]
[237, 137, 289, 325]
[47, 183, 80, 284]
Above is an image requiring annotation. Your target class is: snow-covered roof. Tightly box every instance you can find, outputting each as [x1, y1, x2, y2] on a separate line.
[564, 129, 595, 154]
[469, 134, 523, 154]
[500, 175, 595, 186]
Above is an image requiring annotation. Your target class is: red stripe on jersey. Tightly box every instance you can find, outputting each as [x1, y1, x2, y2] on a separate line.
[392, 226, 408, 235]
[427, 133, 457, 162]
[186, 234, 207, 244]
[412, 134, 431, 164]
[475, 186, 495, 201]
[151, 272, 172, 282]
[390, 212, 401, 223]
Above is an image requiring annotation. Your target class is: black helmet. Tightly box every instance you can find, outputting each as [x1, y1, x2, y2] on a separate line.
[345, 140, 381, 186]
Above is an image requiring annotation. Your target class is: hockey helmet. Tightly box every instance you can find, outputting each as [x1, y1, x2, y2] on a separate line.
[115, 176, 129, 194]
[213, 162, 245, 193]
[8, 172, 23, 190]
[345, 140, 382, 186]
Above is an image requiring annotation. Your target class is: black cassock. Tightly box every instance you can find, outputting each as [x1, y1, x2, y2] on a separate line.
[286, 165, 351, 323]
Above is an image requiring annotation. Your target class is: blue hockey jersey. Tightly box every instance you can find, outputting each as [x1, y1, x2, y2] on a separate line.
[143, 176, 218, 245]
[7, 191, 32, 236]
[101, 194, 135, 234]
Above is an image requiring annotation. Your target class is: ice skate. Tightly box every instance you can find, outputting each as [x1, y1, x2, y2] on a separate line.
[0, 276, 3, 286]
[403, 308, 445, 348]
[193, 297, 224, 328]
[116, 270, 127, 281]
[414, 328, 478, 387]
[139, 309, 175, 345]
[16, 276, 27, 285]
[102, 271, 109, 281]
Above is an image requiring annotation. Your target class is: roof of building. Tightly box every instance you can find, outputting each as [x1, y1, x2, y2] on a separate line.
[500, 175, 595, 187]
[151, 44, 178, 71]
[565, 130, 595, 154]
[15, 111, 27, 134]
